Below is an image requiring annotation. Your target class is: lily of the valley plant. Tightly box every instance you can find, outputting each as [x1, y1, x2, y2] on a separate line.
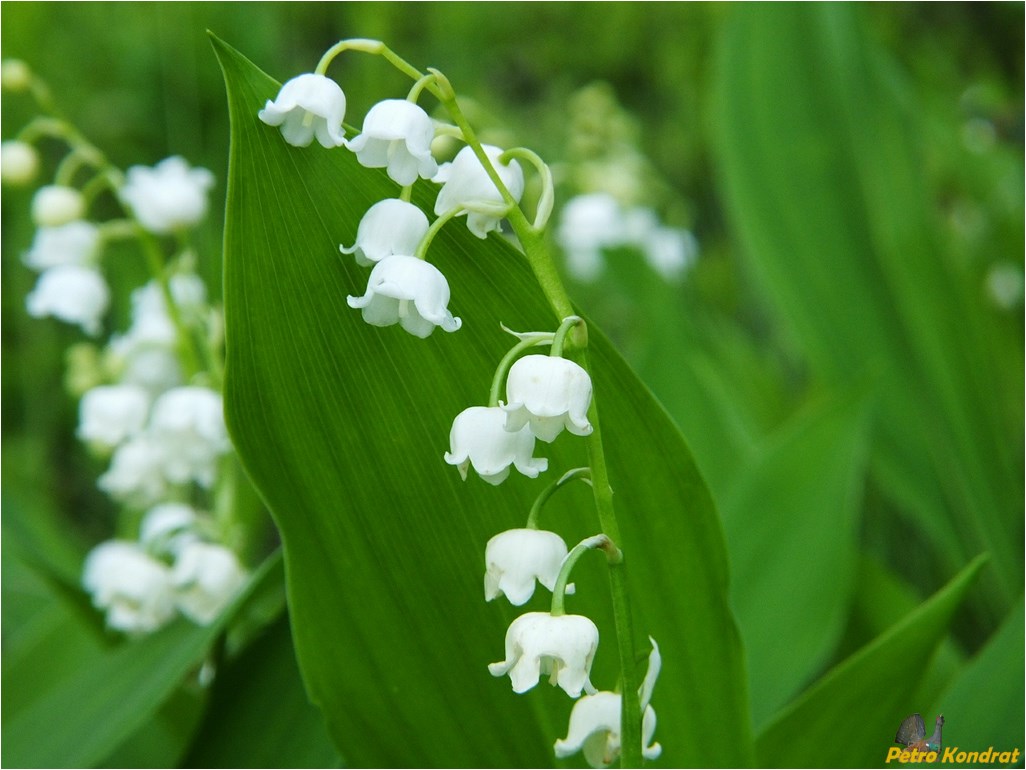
[258, 38, 663, 767]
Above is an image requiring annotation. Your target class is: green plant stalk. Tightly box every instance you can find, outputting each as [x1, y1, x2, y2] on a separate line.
[526, 467, 592, 529]
[437, 92, 642, 769]
[349, 41, 645, 765]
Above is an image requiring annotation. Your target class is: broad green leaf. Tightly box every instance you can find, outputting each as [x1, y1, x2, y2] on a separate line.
[722, 395, 869, 728]
[183, 615, 341, 768]
[214, 37, 752, 767]
[2, 552, 282, 768]
[712, 4, 1022, 615]
[755, 554, 987, 768]
[930, 597, 1024, 757]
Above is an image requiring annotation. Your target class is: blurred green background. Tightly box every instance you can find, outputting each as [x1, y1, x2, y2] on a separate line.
[2, 3, 1022, 767]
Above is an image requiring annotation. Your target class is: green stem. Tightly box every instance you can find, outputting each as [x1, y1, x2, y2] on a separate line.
[525, 467, 592, 529]
[550, 534, 622, 616]
[487, 333, 553, 408]
[551, 315, 583, 358]
[501, 146, 554, 231]
[407, 73, 436, 103]
[415, 205, 465, 260]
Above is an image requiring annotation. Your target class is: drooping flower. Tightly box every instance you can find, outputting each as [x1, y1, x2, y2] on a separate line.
[139, 502, 200, 555]
[553, 638, 663, 767]
[98, 435, 168, 506]
[640, 225, 697, 281]
[31, 184, 86, 227]
[171, 541, 248, 624]
[77, 384, 151, 449]
[340, 198, 430, 266]
[502, 354, 593, 443]
[1, 140, 39, 185]
[258, 73, 347, 148]
[488, 611, 599, 698]
[433, 144, 524, 238]
[149, 386, 230, 488]
[485, 528, 569, 606]
[26, 265, 109, 336]
[82, 540, 177, 634]
[347, 254, 461, 338]
[22, 221, 101, 272]
[347, 99, 438, 185]
[120, 157, 215, 234]
[444, 406, 547, 485]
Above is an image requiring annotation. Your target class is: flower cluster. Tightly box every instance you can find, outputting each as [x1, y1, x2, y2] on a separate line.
[259, 69, 526, 339]
[4, 62, 248, 636]
[259, 43, 662, 766]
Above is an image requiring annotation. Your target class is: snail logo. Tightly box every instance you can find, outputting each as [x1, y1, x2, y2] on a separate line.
[885, 713, 1022, 765]
[895, 713, 945, 753]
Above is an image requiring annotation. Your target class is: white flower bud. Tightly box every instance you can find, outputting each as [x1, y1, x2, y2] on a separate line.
[347, 254, 461, 338]
[140, 502, 200, 556]
[444, 406, 547, 485]
[78, 384, 151, 449]
[434, 144, 524, 239]
[1, 59, 31, 91]
[488, 611, 599, 697]
[258, 73, 347, 148]
[347, 99, 438, 185]
[98, 435, 168, 506]
[1, 140, 39, 185]
[32, 185, 86, 227]
[172, 541, 247, 624]
[120, 157, 215, 234]
[23, 221, 101, 272]
[26, 265, 109, 336]
[82, 540, 177, 634]
[502, 355, 593, 443]
[149, 386, 230, 488]
[340, 198, 430, 267]
[484, 528, 570, 606]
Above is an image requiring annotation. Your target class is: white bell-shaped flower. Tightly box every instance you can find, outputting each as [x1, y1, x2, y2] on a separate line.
[23, 221, 101, 272]
[171, 541, 248, 625]
[82, 540, 177, 634]
[1, 140, 39, 185]
[258, 73, 347, 148]
[98, 435, 168, 506]
[140, 502, 200, 555]
[485, 528, 569, 606]
[77, 384, 151, 449]
[120, 157, 215, 234]
[149, 386, 230, 488]
[340, 198, 430, 267]
[641, 225, 697, 281]
[488, 611, 599, 698]
[433, 144, 524, 238]
[347, 99, 438, 186]
[502, 354, 593, 443]
[31, 184, 86, 227]
[26, 265, 109, 336]
[444, 406, 547, 485]
[347, 254, 461, 338]
[553, 638, 663, 767]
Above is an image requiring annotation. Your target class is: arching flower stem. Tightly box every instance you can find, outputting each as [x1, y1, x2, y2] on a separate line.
[550, 534, 623, 617]
[501, 146, 554, 232]
[525, 467, 592, 530]
[414, 205, 465, 260]
[407, 72, 436, 103]
[551, 315, 584, 358]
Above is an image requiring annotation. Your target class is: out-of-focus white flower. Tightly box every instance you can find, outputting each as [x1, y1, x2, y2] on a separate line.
[485, 528, 570, 606]
[149, 386, 230, 488]
[98, 435, 168, 506]
[77, 384, 151, 449]
[556, 193, 628, 282]
[171, 541, 248, 624]
[26, 265, 109, 336]
[1, 59, 31, 92]
[641, 226, 697, 281]
[553, 638, 663, 767]
[347, 99, 438, 185]
[985, 261, 1024, 310]
[444, 406, 547, 485]
[31, 185, 86, 227]
[140, 502, 200, 555]
[488, 611, 599, 697]
[1, 140, 39, 185]
[120, 157, 215, 234]
[23, 221, 101, 272]
[258, 73, 347, 148]
[502, 354, 593, 443]
[434, 144, 524, 238]
[340, 198, 430, 267]
[82, 540, 177, 634]
[347, 254, 461, 338]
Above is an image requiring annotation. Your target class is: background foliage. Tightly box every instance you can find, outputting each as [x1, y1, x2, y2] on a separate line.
[2, 3, 1022, 768]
